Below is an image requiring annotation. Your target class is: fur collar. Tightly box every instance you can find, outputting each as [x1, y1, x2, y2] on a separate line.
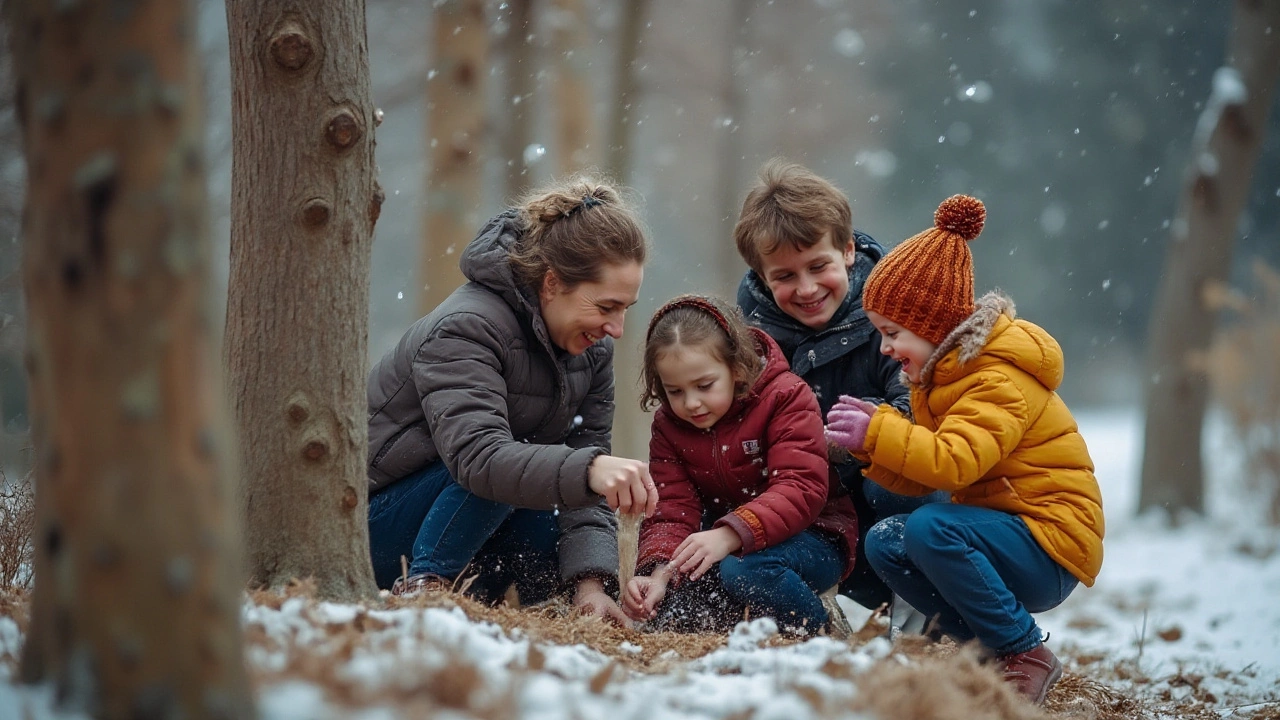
[914, 291, 1016, 388]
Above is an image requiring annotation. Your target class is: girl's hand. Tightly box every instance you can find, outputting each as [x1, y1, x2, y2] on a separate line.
[670, 527, 742, 581]
[588, 455, 658, 517]
[622, 572, 671, 621]
[573, 577, 632, 627]
[825, 396, 875, 452]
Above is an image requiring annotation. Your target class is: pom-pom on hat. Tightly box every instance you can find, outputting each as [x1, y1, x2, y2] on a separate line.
[863, 195, 986, 345]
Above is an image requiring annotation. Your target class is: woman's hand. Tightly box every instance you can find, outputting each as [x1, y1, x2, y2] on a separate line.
[588, 455, 658, 517]
[622, 565, 673, 621]
[573, 577, 632, 626]
[670, 527, 742, 581]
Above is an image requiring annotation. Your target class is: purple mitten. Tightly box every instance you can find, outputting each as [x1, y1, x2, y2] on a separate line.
[837, 395, 881, 416]
[825, 404, 871, 453]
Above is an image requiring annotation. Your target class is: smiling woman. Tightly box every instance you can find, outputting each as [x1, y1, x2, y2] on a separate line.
[364, 177, 655, 625]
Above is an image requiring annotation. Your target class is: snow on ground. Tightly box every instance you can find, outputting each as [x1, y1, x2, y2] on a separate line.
[1, 407, 1278, 719]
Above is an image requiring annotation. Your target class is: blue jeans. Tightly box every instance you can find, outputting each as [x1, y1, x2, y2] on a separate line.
[864, 503, 1078, 655]
[719, 529, 845, 634]
[840, 478, 948, 610]
[368, 460, 559, 604]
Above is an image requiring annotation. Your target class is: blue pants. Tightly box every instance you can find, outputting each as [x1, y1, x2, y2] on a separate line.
[719, 529, 845, 633]
[864, 503, 1078, 655]
[367, 460, 559, 604]
[839, 478, 948, 610]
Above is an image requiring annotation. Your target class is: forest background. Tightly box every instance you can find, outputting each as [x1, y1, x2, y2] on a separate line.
[1, 0, 1278, 473]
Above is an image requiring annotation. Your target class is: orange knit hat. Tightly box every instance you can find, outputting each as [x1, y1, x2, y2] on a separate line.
[863, 195, 986, 345]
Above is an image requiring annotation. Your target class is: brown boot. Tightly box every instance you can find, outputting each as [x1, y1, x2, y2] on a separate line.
[390, 573, 450, 598]
[1000, 643, 1062, 705]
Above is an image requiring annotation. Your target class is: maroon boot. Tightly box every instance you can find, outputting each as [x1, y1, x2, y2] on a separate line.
[1000, 643, 1062, 705]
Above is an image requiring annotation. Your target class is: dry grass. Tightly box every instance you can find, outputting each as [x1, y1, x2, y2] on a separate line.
[233, 583, 1272, 720]
[2, 577, 1273, 718]
[1203, 259, 1280, 524]
[0, 468, 34, 590]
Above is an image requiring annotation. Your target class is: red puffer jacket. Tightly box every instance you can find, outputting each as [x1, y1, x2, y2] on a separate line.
[638, 328, 859, 579]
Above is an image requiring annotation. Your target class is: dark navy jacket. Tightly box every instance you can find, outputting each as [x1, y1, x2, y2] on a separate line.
[736, 231, 911, 496]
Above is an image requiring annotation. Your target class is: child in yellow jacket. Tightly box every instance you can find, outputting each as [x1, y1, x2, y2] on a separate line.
[824, 195, 1104, 706]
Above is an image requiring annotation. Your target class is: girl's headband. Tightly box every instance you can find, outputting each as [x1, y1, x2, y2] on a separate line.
[646, 294, 736, 347]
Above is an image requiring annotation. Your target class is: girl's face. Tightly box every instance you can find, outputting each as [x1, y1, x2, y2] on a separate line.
[655, 343, 737, 429]
[866, 309, 938, 384]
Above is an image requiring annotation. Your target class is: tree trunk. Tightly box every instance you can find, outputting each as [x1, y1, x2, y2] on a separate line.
[550, 0, 596, 174]
[606, 0, 649, 185]
[7, 1, 253, 716]
[224, 0, 381, 600]
[606, 0, 650, 461]
[1138, 0, 1280, 517]
[502, 0, 536, 200]
[715, 0, 751, 299]
[420, 0, 488, 315]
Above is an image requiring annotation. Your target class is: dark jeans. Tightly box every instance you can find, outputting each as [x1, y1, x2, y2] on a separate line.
[839, 478, 949, 610]
[720, 529, 845, 634]
[864, 503, 1078, 655]
[367, 460, 559, 604]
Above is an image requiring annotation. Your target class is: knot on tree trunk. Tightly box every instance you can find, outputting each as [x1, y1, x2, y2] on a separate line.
[269, 23, 314, 72]
[325, 110, 362, 151]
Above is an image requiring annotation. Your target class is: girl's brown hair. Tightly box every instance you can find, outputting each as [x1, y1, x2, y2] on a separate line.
[641, 295, 764, 412]
[509, 175, 648, 291]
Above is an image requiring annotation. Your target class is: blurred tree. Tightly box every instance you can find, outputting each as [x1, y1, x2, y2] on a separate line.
[1139, 0, 1280, 517]
[551, 0, 596, 174]
[714, 0, 751, 299]
[421, 0, 487, 314]
[0, 29, 27, 474]
[502, 0, 536, 200]
[607, 0, 651, 461]
[5, 0, 253, 715]
[224, 0, 381, 600]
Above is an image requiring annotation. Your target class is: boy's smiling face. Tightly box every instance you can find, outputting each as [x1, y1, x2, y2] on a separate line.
[758, 232, 856, 330]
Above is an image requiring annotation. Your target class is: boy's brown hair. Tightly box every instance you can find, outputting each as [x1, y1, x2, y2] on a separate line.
[733, 158, 853, 274]
[641, 295, 763, 412]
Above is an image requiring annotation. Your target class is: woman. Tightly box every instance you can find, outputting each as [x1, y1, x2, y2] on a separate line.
[366, 177, 654, 624]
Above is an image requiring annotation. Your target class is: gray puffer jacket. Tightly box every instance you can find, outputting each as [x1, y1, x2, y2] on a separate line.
[367, 210, 618, 588]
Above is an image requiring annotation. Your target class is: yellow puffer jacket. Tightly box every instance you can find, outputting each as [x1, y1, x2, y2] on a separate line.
[859, 292, 1104, 586]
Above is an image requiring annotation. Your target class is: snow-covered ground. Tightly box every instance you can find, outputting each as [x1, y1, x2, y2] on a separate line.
[1, 407, 1278, 719]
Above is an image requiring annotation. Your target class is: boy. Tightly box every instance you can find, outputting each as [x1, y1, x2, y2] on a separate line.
[732, 159, 944, 613]
[824, 194, 1104, 704]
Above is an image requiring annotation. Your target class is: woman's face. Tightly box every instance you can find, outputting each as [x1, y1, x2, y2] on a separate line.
[540, 261, 644, 355]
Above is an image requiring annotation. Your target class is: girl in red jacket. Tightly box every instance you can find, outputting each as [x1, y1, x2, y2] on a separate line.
[622, 295, 859, 635]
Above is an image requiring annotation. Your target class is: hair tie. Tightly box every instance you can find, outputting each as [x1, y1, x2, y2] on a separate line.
[565, 195, 601, 217]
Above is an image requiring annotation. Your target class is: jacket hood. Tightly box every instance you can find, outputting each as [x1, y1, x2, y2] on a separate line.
[457, 210, 576, 366]
[737, 231, 883, 376]
[919, 291, 1065, 391]
[459, 210, 535, 312]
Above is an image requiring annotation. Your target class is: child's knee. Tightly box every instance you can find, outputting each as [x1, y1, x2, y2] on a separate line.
[864, 514, 909, 565]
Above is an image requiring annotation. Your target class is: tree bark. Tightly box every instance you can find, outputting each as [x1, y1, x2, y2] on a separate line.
[224, 0, 380, 600]
[1138, 0, 1280, 517]
[606, 0, 650, 461]
[420, 0, 488, 315]
[502, 0, 536, 200]
[7, 0, 253, 716]
[550, 0, 596, 174]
